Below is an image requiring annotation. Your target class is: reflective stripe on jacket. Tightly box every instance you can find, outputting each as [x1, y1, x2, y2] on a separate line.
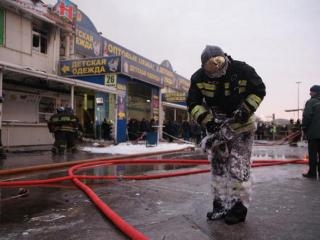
[186, 56, 266, 132]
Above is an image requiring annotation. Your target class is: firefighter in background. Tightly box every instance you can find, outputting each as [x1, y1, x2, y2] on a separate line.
[48, 107, 81, 154]
[102, 118, 113, 140]
[48, 107, 65, 154]
[187, 45, 266, 225]
[64, 107, 82, 152]
[287, 119, 301, 146]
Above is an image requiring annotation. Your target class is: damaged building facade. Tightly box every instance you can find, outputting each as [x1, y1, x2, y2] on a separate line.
[0, 0, 189, 149]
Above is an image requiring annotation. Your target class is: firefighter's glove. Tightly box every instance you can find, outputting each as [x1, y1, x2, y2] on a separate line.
[206, 119, 222, 134]
[233, 104, 251, 124]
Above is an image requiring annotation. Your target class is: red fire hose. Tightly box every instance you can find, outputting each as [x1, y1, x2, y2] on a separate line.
[0, 158, 308, 239]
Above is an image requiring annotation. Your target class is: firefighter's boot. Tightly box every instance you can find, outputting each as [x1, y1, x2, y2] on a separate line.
[224, 201, 247, 225]
[207, 199, 226, 220]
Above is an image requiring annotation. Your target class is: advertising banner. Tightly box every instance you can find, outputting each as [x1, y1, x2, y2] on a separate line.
[162, 92, 187, 103]
[122, 59, 162, 87]
[59, 56, 121, 76]
[54, 0, 190, 91]
[75, 25, 102, 57]
[151, 88, 160, 121]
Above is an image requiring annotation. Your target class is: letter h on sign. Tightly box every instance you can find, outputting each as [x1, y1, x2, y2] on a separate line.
[58, 0, 74, 22]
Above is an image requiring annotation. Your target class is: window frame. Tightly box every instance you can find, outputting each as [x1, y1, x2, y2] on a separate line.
[38, 96, 56, 123]
[32, 26, 48, 54]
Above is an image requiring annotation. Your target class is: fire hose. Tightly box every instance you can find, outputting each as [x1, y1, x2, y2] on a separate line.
[0, 158, 307, 240]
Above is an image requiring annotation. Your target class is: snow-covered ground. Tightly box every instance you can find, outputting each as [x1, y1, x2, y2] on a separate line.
[80, 142, 195, 155]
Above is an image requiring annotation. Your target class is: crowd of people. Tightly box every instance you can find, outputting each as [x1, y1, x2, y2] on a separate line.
[126, 118, 205, 144]
[126, 118, 157, 141]
[46, 108, 307, 156]
[163, 120, 203, 144]
[255, 119, 302, 144]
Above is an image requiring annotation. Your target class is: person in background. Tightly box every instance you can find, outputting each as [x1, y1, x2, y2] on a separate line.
[48, 107, 81, 154]
[63, 107, 81, 153]
[102, 118, 113, 140]
[48, 107, 66, 154]
[163, 120, 174, 142]
[181, 120, 191, 141]
[187, 45, 266, 225]
[301, 85, 320, 179]
[256, 121, 265, 140]
[191, 120, 202, 145]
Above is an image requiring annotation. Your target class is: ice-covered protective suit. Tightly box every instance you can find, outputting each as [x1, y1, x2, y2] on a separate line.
[201, 119, 254, 222]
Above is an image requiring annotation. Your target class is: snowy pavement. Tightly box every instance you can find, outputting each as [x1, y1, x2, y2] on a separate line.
[80, 142, 195, 155]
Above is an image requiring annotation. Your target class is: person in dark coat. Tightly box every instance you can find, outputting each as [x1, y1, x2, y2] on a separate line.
[190, 120, 202, 144]
[181, 120, 191, 141]
[302, 85, 320, 179]
[164, 120, 175, 142]
[102, 118, 113, 140]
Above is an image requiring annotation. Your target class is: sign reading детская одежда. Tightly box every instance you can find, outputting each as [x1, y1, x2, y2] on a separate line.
[59, 56, 121, 76]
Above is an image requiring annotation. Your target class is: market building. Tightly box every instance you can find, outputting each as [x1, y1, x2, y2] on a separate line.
[0, 0, 190, 149]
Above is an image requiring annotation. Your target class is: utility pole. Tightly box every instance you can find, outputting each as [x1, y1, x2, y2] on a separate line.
[296, 81, 301, 120]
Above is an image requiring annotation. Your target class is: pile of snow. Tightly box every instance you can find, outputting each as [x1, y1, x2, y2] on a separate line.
[80, 142, 195, 155]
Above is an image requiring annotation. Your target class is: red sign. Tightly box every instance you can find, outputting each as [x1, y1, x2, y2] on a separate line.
[56, 0, 74, 22]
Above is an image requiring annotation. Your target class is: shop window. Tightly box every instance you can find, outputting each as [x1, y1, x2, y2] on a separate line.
[32, 27, 48, 54]
[39, 96, 55, 123]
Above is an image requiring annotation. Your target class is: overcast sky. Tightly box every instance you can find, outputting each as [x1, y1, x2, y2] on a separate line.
[45, 0, 320, 120]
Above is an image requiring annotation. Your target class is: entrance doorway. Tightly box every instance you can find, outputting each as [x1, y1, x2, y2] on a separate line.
[127, 81, 152, 121]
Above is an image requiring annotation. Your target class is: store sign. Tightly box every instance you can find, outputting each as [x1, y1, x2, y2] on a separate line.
[162, 92, 187, 103]
[122, 59, 162, 87]
[96, 97, 104, 105]
[152, 89, 160, 121]
[103, 38, 163, 87]
[158, 66, 176, 88]
[117, 83, 127, 92]
[75, 25, 101, 57]
[105, 74, 117, 87]
[177, 77, 191, 92]
[103, 38, 157, 70]
[59, 56, 121, 76]
[55, 0, 76, 22]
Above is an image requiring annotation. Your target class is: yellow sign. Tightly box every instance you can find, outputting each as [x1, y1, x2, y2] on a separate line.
[164, 92, 187, 102]
[59, 56, 121, 76]
[105, 74, 117, 87]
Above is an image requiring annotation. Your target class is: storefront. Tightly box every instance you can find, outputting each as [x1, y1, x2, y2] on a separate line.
[0, 61, 118, 147]
[57, 0, 189, 143]
[162, 91, 189, 123]
[59, 55, 162, 143]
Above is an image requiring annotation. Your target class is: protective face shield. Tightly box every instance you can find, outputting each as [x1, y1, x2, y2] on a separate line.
[203, 56, 226, 74]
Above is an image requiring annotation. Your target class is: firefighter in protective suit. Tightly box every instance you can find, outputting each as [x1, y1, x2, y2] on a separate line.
[187, 45, 266, 225]
[48, 107, 81, 154]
